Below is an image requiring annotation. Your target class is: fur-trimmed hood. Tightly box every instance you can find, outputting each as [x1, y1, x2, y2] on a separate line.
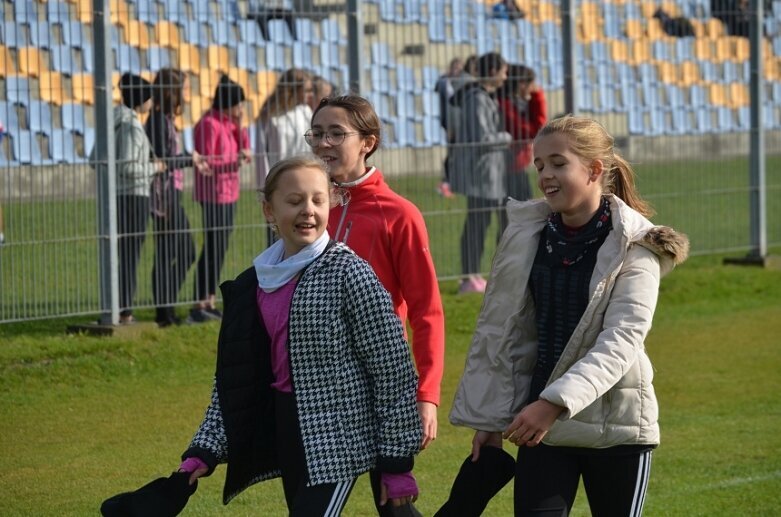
[636, 225, 689, 276]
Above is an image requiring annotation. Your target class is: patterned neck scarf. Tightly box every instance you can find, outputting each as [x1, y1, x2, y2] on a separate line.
[544, 197, 612, 267]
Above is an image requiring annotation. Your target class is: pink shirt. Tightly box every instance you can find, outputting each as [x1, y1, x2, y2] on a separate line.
[193, 109, 249, 204]
[257, 280, 297, 393]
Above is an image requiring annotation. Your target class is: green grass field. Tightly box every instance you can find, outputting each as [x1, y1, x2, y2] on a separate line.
[1, 252, 780, 516]
[2, 155, 780, 321]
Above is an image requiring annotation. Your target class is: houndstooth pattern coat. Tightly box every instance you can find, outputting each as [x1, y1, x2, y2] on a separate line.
[184, 242, 422, 503]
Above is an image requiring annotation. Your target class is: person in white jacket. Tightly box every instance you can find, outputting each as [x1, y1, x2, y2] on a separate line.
[447, 116, 689, 516]
[255, 68, 314, 246]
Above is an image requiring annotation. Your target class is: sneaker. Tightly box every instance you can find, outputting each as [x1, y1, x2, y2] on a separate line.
[437, 182, 455, 198]
[458, 277, 486, 294]
[156, 307, 182, 328]
[186, 308, 209, 324]
[204, 307, 223, 319]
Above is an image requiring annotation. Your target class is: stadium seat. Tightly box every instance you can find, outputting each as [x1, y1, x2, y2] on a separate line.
[18, 47, 44, 78]
[176, 44, 201, 74]
[146, 46, 172, 71]
[295, 18, 317, 44]
[14, 0, 38, 24]
[110, 0, 132, 29]
[13, 130, 52, 165]
[428, 15, 446, 43]
[716, 106, 734, 132]
[671, 107, 692, 134]
[628, 107, 646, 135]
[265, 43, 286, 71]
[729, 82, 749, 107]
[268, 19, 295, 46]
[369, 64, 392, 94]
[695, 105, 714, 133]
[199, 69, 220, 97]
[135, 0, 159, 25]
[238, 44, 259, 73]
[27, 100, 53, 134]
[28, 21, 53, 49]
[51, 44, 79, 75]
[182, 21, 210, 46]
[1, 22, 25, 48]
[50, 128, 80, 163]
[61, 102, 88, 134]
[210, 20, 237, 48]
[183, 126, 194, 154]
[292, 42, 313, 69]
[422, 66, 439, 90]
[238, 20, 265, 45]
[124, 20, 152, 49]
[736, 106, 750, 131]
[47, 1, 72, 23]
[39, 71, 71, 106]
[74, 0, 92, 24]
[0, 46, 16, 77]
[0, 101, 21, 133]
[396, 64, 419, 93]
[155, 22, 181, 48]
[62, 21, 87, 48]
[320, 42, 341, 69]
[709, 83, 728, 106]
[321, 18, 346, 45]
[689, 84, 708, 107]
[5, 76, 31, 105]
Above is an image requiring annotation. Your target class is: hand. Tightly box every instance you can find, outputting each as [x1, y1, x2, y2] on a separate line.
[193, 151, 212, 175]
[417, 401, 438, 450]
[239, 149, 252, 164]
[379, 480, 418, 508]
[179, 465, 208, 486]
[471, 430, 502, 461]
[503, 399, 565, 447]
[154, 159, 166, 173]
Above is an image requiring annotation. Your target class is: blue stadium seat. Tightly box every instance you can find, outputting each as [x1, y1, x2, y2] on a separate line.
[365, 92, 391, 121]
[81, 44, 94, 73]
[452, 12, 471, 44]
[27, 100, 53, 135]
[764, 103, 778, 129]
[395, 92, 420, 121]
[0, 142, 19, 167]
[379, 0, 399, 22]
[29, 21, 52, 49]
[47, 1, 72, 23]
[237, 44, 259, 72]
[183, 126, 194, 154]
[699, 60, 718, 82]
[292, 42, 313, 69]
[320, 42, 341, 68]
[736, 106, 750, 131]
[238, 20, 265, 45]
[648, 107, 665, 136]
[295, 18, 316, 44]
[396, 64, 419, 93]
[371, 42, 393, 67]
[84, 127, 96, 159]
[428, 15, 446, 43]
[772, 82, 781, 105]
[716, 106, 734, 132]
[423, 115, 445, 145]
[5, 77, 31, 106]
[596, 83, 617, 113]
[422, 66, 439, 90]
[320, 18, 345, 45]
[13, 130, 52, 165]
[50, 128, 79, 163]
[671, 108, 692, 135]
[402, 0, 424, 23]
[209, 20, 236, 48]
[146, 46, 172, 70]
[267, 19, 294, 46]
[61, 103, 88, 134]
[695, 106, 714, 133]
[0, 101, 21, 133]
[135, 0, 160, 25]
[265, 43, 286, 71]
[115, 44, 142, 74]
[578, 84, 595, 112]
[642, 83, 663, 108]
[369, 64, 392, 94]
[217, 0, 241, 22]
[603, 4, 622, 38]
[14, 0, 38, 24]
[722, 61, 738, 83]
[422, 90, 440, 117]
[51, 44, 79, 74]
[500, 30, 520, 64]
[62, 21, 87, 48]
[162, 0, 189, 24]
[675, 38, 695, 63]
[628, 107, 646, 135]
[665, 84, 685, 108]
[1, 21, 24, 48]
[182, 21, 210, 46]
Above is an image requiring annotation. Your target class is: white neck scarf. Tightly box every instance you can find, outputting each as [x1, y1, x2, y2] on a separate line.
[253, 231, 330, 292]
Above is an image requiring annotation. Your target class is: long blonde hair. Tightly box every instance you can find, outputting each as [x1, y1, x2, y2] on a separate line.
[534, 115, 654, 217]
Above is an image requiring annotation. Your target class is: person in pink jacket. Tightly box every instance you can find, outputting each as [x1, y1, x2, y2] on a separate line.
[190, 75, 251, 323]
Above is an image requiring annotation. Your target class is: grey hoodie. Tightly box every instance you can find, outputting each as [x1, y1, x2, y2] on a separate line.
[447, 82, 512, 201]
[90, 105, 157, 197]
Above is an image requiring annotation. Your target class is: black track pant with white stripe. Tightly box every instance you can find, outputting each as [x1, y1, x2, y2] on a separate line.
[514, 443, 653, 517]
[275, 391, 356, 516]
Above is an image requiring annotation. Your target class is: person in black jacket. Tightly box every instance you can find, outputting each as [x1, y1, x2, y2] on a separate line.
[145, 68, 210, 327]
[177, 155, 422, 514]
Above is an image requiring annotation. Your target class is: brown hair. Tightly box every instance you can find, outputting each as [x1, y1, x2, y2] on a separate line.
[260, 68, 313, 120]
[258, 154, 335, 204]
[534, 115, 654, 217]
[311, 94, 382, 159]
[151, 68, 186, 116]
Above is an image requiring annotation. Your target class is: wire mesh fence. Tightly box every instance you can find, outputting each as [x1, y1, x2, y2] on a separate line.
[0, 0, 779, 323]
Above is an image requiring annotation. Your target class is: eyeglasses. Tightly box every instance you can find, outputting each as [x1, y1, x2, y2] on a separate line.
[304, 129, 360, 147]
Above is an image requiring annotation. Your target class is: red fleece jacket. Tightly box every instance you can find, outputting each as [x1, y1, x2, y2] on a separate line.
[328, 168, 445, 405]
[498, 89, 547, 172]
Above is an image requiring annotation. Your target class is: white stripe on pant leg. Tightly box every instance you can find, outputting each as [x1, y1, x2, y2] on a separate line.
[630, 451, 652, 517]
[324, 480, 354, 517]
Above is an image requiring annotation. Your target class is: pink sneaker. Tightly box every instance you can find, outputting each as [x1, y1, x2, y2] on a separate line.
[458, 276, 486, 294]
[437, 182, 455, 198]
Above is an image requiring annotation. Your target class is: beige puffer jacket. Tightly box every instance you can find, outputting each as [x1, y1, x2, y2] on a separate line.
[449, 195, 689, 448]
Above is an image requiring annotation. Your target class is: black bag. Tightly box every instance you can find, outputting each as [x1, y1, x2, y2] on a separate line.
[100, 471, 197, 517]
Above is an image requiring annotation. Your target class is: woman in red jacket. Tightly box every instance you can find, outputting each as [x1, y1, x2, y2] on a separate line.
[307, 94, 445, 517]
[496, 64, 547, 232]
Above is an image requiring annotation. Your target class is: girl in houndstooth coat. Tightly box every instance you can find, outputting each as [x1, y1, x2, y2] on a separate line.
[177, 155, 422, 515]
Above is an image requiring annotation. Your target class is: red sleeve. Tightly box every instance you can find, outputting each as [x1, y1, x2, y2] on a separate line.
[239, 126, 250, 151]
[194, 116, 240, 174]
[520, 90, 547, 140]
[499, 97, 525, 140]
[391, 202, 445, 406]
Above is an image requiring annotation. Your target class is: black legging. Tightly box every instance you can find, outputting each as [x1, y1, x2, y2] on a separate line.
[460, 196, 505, 276]
[194, 201, 235, 300]
[116, 195, 149, 313]
[151, 189, 195, 307]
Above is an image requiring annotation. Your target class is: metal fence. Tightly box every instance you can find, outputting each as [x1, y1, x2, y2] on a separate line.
[0, 0, 779, 323]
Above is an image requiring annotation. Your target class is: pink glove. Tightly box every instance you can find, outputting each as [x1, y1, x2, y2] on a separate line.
[381, 471, 419, 499]
[179, 457, 208, 473]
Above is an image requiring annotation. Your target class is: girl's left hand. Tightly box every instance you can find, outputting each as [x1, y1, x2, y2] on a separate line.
[503, 399, 565, 447]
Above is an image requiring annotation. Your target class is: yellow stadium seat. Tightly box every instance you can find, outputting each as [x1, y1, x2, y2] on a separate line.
[207, 45, 230, 72]
[609, 39, 629, 62]
[112, 71, 121, 103]
[0, 46, 16, 77]
[657, 61, 677, 83]
[629, 38, 651, 65]
[688, 19, 705, 37]
[531, 2, 557, 23]
[680, 61, 701, 87]
[646, 19, 665, 40]
[694, 38, 714, 61]
[199, 68, 220, 97]
[580, 2, 599, 16]
[124, 21, 151, 48]
[641, 2, 659, 18]
[228, 68, 251, 95]
[579, 17, 603, 43]
[19, 47, 44, 78]
[625, 19, 644, 39]
[72, 73, 95, 105]
[110, 0, 132, 29]
[709, 83, 728, 106]
[155, 22, 180, 48]
[39, 71, 71, 105]
[733, 37, 749, 61]
[714, 37, 733, 62]
[177, 43, 201, 74]
[659, 1, 680, 16]
[705, 18, 725, 38]
[75, 0, 92, 23]
[765, 57, 780, 80]
[728, 83, 749, 107]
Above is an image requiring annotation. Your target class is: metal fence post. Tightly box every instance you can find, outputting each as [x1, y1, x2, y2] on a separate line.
[346, 0, 365, 94]
[749, 0, 767, 259]
[561, 0, 578, 115]
[93, 0, 119, 325]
